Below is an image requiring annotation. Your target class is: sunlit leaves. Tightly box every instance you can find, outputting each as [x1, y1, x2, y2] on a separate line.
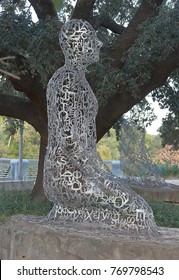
[53, 0, 64, 12]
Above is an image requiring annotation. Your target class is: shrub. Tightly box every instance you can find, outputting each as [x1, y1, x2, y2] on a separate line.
[157, 163, 179, 178]
[155, 145, 179, 166]
[149, 201, 179, 228]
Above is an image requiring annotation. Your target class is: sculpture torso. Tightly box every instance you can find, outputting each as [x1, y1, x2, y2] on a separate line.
[46, 66, 98, 153]
[44, 64, 102, 206]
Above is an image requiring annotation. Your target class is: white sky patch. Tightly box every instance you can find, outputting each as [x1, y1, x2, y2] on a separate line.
[30, 5, 38, 22]
[146, 96, 168, 135]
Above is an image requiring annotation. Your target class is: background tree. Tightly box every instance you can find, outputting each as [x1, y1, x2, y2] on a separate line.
[154, 78, 179, 150]
[0, 117, 40, 158]
[159, 113, 179, 150]
[145, 133, 162, 158]
[0, 0, 179, 200]
[97, 128, 120, 160]
[155, 145, 179, 165]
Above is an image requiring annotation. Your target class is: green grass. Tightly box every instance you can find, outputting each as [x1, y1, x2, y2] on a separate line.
[0, 189, 52, 223]
[0, 190, 179, 228]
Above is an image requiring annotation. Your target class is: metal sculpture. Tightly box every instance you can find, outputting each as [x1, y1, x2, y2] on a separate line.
[120, 120, 167, 188]
[43, 19, 158, 236]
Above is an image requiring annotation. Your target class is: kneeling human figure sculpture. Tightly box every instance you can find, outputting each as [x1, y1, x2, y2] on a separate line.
[43, 19, 157, 235]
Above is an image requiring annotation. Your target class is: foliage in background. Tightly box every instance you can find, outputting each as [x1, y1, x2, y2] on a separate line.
[0, 117, 40, 159]
[97, 128, 120, 160]
[1, 117, 162, 162]
[0, 1, 62, 89]
[3, 116, 164, 163]
[159, 113, 179, 150]
[112, 98, 157, 141]
[155, 145, 179, 166]
[157, 163, 179, 178]
[125, 98, 157, 130]
[97, 126, 163, 161]
[3, 117, 19, 139]
[53, 0, 64, 12]
[154, 145, 179, 178]
[153, 72, 179, 149]
[1, 116, 178, 179]
[145, 134, 162, 158]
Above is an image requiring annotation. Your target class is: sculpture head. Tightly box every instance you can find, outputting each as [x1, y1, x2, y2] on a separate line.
[59, 19, 103, 70]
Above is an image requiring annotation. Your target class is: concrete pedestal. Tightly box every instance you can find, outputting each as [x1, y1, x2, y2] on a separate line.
[0, 215, 179, 260]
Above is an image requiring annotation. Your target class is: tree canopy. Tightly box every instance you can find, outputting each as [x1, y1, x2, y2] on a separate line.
[0, 0, 178, 199]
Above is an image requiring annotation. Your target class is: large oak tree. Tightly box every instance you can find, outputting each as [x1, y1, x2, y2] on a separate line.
[0, 0, 178, 200]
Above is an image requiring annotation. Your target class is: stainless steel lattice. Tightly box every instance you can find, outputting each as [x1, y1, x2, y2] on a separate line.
[43, 19, 158, 236]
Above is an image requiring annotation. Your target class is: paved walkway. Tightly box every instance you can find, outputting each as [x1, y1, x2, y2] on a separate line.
[166, 179, 179, 186]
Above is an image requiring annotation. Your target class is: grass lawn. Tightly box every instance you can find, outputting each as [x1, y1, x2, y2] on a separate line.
[0, 189, 179, 228]
[0, 189, 52, 223]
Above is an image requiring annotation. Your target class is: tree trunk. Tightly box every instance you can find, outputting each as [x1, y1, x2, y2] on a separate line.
[30, 134, 47, 201]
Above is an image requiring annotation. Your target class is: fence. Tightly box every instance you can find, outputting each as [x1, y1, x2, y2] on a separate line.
[0, 158, 12, 181]
[0, 158, 38, 182]
[103, 160, 123, 177]
[0, 158, 123, 182]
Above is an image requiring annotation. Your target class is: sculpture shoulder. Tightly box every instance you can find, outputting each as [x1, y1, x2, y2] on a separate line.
[47, 67, 77, 91]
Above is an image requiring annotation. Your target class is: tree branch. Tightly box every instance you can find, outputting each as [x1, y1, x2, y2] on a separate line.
[8, 54, 47, 121]
[0, 56, 20, 80]
[96, 47, 179, 140]
[72, 1, 125, 34]
[140, 48, 179, 94]
[91, 15, 125, 34]
[72, 0, 96, 20]
[0, 68, 20, 80]
[0, 94, 45, 133]
[28, 0, 57, 20]
[110, 0, 165, 67]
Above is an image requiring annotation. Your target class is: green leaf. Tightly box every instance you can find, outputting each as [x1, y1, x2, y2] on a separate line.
[53, 0, 63, 12]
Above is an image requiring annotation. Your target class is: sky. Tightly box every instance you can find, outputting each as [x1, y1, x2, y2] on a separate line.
[145, 97, 168, 135]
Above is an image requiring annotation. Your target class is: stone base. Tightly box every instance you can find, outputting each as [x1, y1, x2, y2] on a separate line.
[1, 215, 179, 260]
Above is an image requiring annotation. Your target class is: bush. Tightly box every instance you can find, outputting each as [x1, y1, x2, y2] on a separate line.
[157, 163, 179, 178]
[149, 201, 179, 228]
[155, 145, 179, 166]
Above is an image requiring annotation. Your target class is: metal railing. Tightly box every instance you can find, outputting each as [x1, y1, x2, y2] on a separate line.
[0, 158, 38, 181]
[0, 158, 123, 182]
[0, 158, 12, 181]
[26, 159, 38, 180]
